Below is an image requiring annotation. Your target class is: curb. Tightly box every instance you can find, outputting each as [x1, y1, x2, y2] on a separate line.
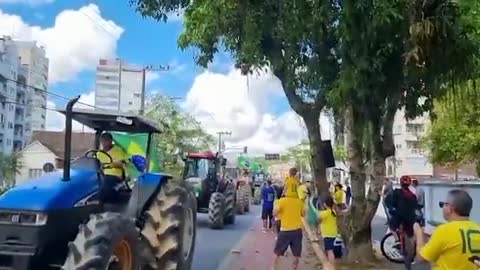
[301, 218, 333, 268]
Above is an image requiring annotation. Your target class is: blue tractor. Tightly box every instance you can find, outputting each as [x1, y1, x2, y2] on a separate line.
[0, 97, 197, 270]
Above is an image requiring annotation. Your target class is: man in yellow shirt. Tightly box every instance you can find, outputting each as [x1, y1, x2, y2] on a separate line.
[272, 193, 305, 270]
[96, 132, 128, 203]
[283, 168, 300, 197]
[414, 189, 480, 270]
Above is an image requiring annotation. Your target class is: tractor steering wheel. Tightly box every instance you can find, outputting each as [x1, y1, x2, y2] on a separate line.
[84, 149, 113, 164]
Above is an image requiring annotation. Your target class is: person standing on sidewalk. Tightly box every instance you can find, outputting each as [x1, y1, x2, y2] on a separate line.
[411, 179, 425, 227]
[318, 196, 339, 267]
[272, 188, 305, 270]
[262, 180, 276, 232]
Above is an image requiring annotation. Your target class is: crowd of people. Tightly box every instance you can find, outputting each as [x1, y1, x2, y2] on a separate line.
[256, 169, 480, 270]
[257, 168, 346, 270]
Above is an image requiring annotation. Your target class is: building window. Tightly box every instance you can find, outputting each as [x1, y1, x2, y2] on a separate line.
[406, 123, 424, 133]
[8, 122, 13, 129]
[128, 102, 133, 105]
[395, 144, 402, 149]
[134, 93, 141, 98]
[28, 168, 43, 178]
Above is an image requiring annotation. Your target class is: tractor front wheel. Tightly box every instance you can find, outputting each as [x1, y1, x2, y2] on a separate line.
[140, 182, 197, 270]
[208, 192, 225, 229]
[62, 212, 139, 270]
[236, 187, 246, 215]
[224, 182, 236, 224]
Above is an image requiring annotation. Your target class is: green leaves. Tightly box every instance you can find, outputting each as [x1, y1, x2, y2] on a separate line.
[423, 79, 480, 168]
[145, 93, 215, 175]
[0, 153, 22, 186]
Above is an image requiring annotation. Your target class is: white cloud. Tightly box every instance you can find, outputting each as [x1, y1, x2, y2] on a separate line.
[183, 66, 332, 155]
[0, 4, 123, 83]
[0, 0, 53, 5]
[46, 91, 95, 132]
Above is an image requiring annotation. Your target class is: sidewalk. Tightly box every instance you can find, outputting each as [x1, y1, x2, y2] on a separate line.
[217, 220, 323, 270]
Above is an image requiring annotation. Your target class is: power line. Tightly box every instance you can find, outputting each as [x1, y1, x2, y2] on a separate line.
[2, 76, 102, 111]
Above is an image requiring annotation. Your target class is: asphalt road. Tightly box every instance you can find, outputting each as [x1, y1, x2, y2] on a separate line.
[192, 205, 261, 270]
[372, 213, 430, 270]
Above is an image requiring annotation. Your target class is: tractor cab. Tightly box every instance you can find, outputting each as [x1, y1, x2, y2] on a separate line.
[183, 152, 227, 207]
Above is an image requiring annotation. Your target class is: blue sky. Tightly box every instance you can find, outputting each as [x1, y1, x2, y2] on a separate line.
[0, 0, 320, 153]
[1, 0, 289, 111]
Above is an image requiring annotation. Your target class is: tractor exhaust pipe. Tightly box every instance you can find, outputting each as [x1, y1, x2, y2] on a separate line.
[63, 96, 81, 181]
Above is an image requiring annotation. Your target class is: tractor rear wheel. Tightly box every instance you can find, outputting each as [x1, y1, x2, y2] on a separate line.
[208, 192, 225, 229]
[140, 182, 197, 270]
[62, 212, 139, 270]
[224, 182, 236, 224]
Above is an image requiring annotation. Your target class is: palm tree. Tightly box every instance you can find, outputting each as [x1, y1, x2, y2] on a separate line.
[0, 153, 23, 187]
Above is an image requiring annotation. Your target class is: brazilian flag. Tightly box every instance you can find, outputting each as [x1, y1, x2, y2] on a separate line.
[111, 132, 161, 178]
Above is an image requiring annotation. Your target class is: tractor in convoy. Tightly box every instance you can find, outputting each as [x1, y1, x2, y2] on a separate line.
[252, 170, 266, 205]
[224, 166, 250, 215]
[183, 152, 238, 229]
[0, 97, 197, 270]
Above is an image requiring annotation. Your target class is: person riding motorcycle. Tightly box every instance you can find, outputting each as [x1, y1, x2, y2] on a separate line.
[385, 175, 418, 237]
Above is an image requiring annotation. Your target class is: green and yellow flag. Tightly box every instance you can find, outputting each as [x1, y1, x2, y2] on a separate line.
[111, 132, 160, 178]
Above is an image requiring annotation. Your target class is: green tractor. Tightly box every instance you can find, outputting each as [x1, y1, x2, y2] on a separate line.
[183, 152, 236, 229]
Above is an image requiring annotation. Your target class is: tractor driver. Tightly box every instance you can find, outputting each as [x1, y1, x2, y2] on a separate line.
[96, 132, 128, 203]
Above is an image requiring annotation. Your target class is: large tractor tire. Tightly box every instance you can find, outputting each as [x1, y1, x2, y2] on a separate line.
[243, 187, 251, 213]
[140, 182, 197, 270]
[236, 187, 246, 215]
[253, 187, 262, 205]
[62, 212, 139, 270]
[208, 192, 226, 229]
[224, 182, 236, 224]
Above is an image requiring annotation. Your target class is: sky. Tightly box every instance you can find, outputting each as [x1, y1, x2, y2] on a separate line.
[0, 0, 332, 154]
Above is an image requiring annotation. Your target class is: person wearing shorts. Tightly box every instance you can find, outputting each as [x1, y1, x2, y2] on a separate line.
[318, 196, 339, 266]
[272, 194, 304, 270]
[261, 180, 275, 231]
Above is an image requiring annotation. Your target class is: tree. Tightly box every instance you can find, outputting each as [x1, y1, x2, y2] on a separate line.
[129, 0, 480, 262]
[130, 0, 341, 193]
[331, 0, 480, 259]
[423, 80, 480, 179]
[282, 141, 311, 174]
[145, 93, 215, 175]
[0, 153, 23, 187]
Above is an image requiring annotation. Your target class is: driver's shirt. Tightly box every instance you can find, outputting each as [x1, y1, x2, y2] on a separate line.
[420, 220, 480, 270]
[97, 145, 127, 178]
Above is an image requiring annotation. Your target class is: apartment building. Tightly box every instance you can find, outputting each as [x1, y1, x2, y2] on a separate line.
[15, 40, 49, 133]
[95, 59, 143, 113]
[0, 37, 33, 153]
[386, 108, 432, 179]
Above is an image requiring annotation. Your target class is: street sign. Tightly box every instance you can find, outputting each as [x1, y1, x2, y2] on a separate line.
[265, 153, 280, 160]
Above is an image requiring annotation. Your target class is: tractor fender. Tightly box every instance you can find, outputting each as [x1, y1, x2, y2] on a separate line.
[125, 173, 172, 219]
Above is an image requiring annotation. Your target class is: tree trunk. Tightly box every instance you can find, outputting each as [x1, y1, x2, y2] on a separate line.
[341, 107, 378, 262]
[303, 113, 329, 195]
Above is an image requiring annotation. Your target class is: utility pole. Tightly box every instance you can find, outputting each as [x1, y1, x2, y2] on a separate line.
[217, 131, 232, 153]
[139, 64, 170, 115]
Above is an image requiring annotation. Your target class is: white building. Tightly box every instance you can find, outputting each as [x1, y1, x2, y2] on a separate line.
[16, 131, 95, 185]
[0, 36, 37, 153]
[15, 40, 49, 132]
[95, 59, 143, 113]
[386, 108, 432, 179]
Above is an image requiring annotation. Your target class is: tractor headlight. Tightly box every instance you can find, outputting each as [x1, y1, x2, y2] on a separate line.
[0, 211, 48, 226]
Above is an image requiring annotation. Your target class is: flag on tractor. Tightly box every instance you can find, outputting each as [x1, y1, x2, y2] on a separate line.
[111, 132, 160, 178]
